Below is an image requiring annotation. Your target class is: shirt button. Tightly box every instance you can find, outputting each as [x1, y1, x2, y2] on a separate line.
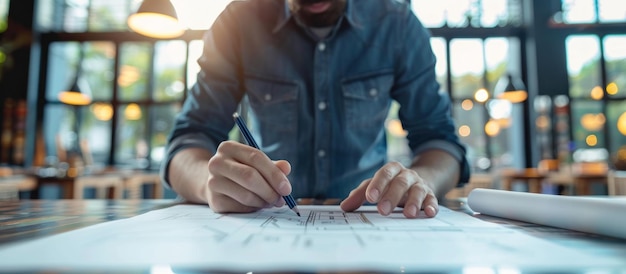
[318, 150, 326, 157]
[318, 101, 327, 110]
[264, 93, 272, 101]
[318, 43, 326, 51]
[369, 88, 378, 97]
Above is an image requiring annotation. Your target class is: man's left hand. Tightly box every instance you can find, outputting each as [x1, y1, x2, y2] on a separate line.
[340, 162, 438, 218]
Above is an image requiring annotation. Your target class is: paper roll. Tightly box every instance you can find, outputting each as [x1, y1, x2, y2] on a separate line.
[467, 188, 626, 239]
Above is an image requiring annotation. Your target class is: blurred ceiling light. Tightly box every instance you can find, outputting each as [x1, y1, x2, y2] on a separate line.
[474, 88, 489, 103]
[59, 44, 92, 106]
[618, 112, 626, 136]
[458, 125, 471, 137]
[128, 0, 184, 39]
[461, 99, 474, 110]
[484, 119, 501, 137]
[118, 65, 141, 87]
[606, 82, 618, 96]
[586, 134, 598, 146]
[386, 119, 407, 137]
[494, 74, 527, 103]
[125, 103, 142, 120]
[580, 113, 606, 131]
[590, 86, 604, 100]
[91, 103, 113, 121]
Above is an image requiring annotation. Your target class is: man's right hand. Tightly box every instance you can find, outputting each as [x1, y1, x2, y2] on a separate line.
[205, 140, 293, 213]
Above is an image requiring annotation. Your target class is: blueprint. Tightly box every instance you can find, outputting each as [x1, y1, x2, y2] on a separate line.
[0, 205, 624, 272]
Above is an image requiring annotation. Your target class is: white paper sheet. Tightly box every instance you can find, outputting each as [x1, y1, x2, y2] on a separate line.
[467, 188, 626, 239]
[0, 204, 623, 272]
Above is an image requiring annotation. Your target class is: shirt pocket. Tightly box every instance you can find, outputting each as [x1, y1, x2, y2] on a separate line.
[244, 76, 299, 160]
[342, 72, 394, 129]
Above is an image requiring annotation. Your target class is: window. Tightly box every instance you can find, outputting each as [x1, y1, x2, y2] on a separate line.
[36, 0, 218, 170]
[410, 0, 525, 172]
[562, 0, 626, 164]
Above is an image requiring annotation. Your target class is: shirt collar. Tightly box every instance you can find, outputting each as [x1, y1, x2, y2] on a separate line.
[272, 0, 361, 33]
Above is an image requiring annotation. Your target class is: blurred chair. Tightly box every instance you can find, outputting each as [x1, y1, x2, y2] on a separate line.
[608, 170, 626, 196]
[571, 161, 609, 195]
[539, 159, 575, 195]
[0, 168, 37, 200]
[73, 174, 125, 199]
[123, 172, 162, 199]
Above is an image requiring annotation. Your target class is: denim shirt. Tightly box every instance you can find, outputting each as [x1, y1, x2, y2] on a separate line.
[162, 0, 470, 199]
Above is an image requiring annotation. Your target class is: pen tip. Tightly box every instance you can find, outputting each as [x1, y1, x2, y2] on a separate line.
[297, 212, 301, 217]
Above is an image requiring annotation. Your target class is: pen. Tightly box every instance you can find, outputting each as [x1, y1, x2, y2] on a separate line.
[232, 112, 301, 217]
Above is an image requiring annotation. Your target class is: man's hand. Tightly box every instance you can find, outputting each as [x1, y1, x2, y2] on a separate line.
[205, 141, 293, 213]
[340, 162, 438, 218]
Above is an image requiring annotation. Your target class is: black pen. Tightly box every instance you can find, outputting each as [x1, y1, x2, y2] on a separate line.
[232, 112, 301, 217]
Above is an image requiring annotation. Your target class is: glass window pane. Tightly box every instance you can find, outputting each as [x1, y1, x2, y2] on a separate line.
[187, 40, 204, 88]
[607, 101, 626, 156]
[115, 104, 147, 168]
[64, 0, 89, 32]
[604, 35, 626, 99]
[451, 39, 484, 99]
[430, 38, 448, 94]
[599, 0, 626, 23]
[411, 0, 446, 28]
[150, 104, 181, 168]
[566, 35, 602, 99]
[571, 101, 606, 152]
[88, 0, 130, 31]
[43, 104, 111, 168]
[481, 0, 508, 27]
[0, 0, 8, 33]
[484, 37, 510, 94]
[82, 103, 112, 166]
[453, 101, 489, 172]
[118, 42, 151, 101]
[46, 42, 80, 102]
[84, 42, 114, 101]
[154, 40, 186, 102]
[43, 104, 73, 163]
[446, 0, 473, 27]
[171, 0, 234, 30]
[562, 0, 597, 24]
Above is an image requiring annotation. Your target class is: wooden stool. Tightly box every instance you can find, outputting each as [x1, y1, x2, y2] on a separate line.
[0, 175, 38, 200]
[124, 172, 163, 199]
[73, 174, 125, 199]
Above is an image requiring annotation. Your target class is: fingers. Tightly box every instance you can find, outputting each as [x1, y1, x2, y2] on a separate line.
[364, 162, 438, 218]
[339, 179, 370, 212]
[274, 160, 292, 176]
[206, 141, 292, 213]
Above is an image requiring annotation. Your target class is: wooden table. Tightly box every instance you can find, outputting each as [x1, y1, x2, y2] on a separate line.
[500, 168, 546, 193]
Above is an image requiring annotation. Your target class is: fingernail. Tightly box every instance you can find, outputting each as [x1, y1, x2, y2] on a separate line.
[369, 189, 380, 202]
[380, 200, 391, 215]
[425, 205, 436, 217]
[406, 204, 418, 217]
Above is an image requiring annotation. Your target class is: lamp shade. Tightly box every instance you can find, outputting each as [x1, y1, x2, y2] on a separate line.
[494, 74, 528, 103]
[59, 80, 92, 106]
[128, 0, 184, 39]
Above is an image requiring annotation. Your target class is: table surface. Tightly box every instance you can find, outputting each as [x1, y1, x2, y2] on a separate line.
[1, 199, 625, 273]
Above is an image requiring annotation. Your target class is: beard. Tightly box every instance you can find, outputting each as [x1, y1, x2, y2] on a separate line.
[289, 0, 347, 27]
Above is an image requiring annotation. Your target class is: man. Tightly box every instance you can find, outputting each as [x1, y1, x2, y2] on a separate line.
[162, 0, 470, 219]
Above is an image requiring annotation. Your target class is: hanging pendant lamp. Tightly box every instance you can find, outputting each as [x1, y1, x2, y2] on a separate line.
[128, 0, 184, 39]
